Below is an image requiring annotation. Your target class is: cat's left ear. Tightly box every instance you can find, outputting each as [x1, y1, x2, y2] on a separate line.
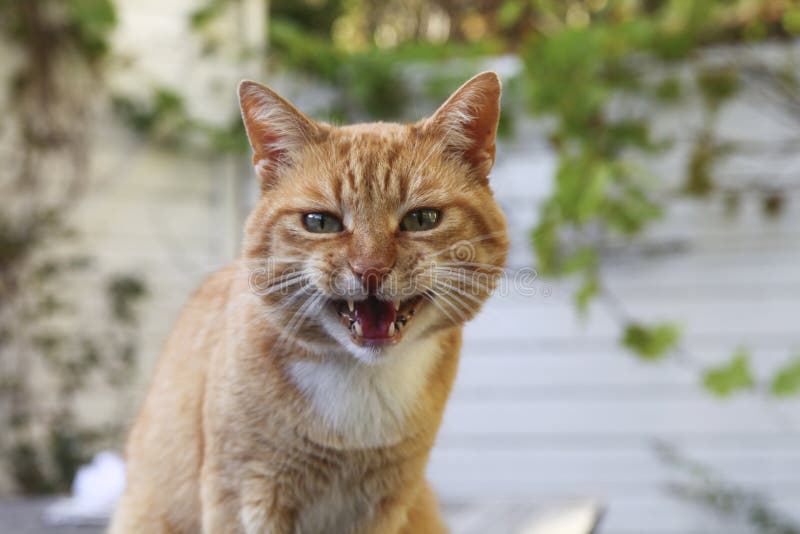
[423, 71, 501, 181]
[238, 80, 325, 188]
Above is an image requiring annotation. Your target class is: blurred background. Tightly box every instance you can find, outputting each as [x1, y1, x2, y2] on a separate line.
[1, 0, 800, 532]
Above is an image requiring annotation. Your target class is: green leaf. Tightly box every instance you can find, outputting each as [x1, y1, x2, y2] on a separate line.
[69, 0, 116, 32]
[622, 322, 681, 361]
[696, 66, 740, 109]
[562, 247, 597, 275]
[498, 0, 525, 29]
[770, 357, 800, 397]
[190, 0, 227, 30]
[530, 205, 561, 277]
[575, 276, 598, 315]
[703, 349, 755, 397]
[782, 8, 800, 35]
[653, 77, 683, 103]
[107, 274, 147, 324]
[762, 191, 786, 219]
[68, 0, 117, 58]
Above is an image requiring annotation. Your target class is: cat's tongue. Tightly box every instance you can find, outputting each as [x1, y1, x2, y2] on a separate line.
[354, 297, 397, 338]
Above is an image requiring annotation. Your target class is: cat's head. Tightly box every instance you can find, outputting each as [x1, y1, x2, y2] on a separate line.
[239, 72, 509, 363]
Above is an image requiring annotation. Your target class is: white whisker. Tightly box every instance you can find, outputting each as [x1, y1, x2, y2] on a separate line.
[420, 292, 459, 324]
[424, 231, 506, 260]
[274, 290, 325, 353]
[429, 279, 484, 306]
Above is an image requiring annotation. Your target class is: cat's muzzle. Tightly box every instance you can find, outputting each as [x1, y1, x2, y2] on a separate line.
[334, 295, 423, 348]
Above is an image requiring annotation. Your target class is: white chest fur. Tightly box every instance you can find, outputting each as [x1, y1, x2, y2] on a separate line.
[288, 337, 442, 449]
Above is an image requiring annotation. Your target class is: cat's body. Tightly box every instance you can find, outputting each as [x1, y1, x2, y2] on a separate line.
[110, 73, 508, 534]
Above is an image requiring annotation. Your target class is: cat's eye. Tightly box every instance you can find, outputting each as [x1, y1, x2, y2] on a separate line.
[303, 213, 344, 233]
[400, 209, 441, 232]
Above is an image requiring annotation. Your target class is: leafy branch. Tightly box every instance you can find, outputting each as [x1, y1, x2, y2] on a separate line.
[658, 443, 800, 534]
[522, 0, 800, 400]
[0, 0, 148, 493]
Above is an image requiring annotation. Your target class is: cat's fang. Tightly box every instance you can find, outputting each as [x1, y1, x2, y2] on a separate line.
[387, 322, 395, 337]
[393, 300, 400, 311]
[347, 299, 355, 312]
[353, 322, 363, 337]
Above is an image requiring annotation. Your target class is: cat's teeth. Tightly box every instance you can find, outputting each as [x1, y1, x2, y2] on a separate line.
[353, 322, 363, 337]
[388, 322, 396, 337]
[393, 300, 401, 311]
[347, 299, 354, 312]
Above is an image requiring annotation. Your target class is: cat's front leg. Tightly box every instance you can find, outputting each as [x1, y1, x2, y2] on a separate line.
[201, 468, 296, 534]
[354, 493, 411, 534]
[357, 481, 447, 534]
[237, 476, 297, 534]
[200, 467, 243, 534]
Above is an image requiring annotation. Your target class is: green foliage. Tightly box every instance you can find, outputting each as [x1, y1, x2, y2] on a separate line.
[270, 0, 346, 38]
[269, 18, 341, 81]
[653, 76, 683, 103]
[498, 0, 525, 29]
[9, 442, 55, 495]
[782, 8, 800, 35]
[267, 11, 503, 122]
[108, 275, 148, 325]
[622, 322, 681, 361]
[762, 191, 787, 219]
[684, 130, 718, 197]
[660, 443, 800, 534]
[189, 0, 229, 30]
[523, 10, 679, 311]
[274, 21, 421, 120]
[703, 349, 755, 397]
[696, 65, 740, 110]
[0, 0, 146, 494]
[524, 3, 718, 279]
[519, 0, 800, 399]
[574, 276, 599, 315]
[0, 0, 115, 61]
[113, 87, 249, 153]
[770, 357, 800, 397]
[112, 88, 188, 137]
[49, 417, 102, 491]
[67, 0, 117, 59]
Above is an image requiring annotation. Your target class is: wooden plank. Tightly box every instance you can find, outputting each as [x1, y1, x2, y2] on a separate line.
[437, 398, 800, 437]
[463, 296, 800, 342]
[439, 494, 800, 534]
[456, 347, 792, 384]
[428, 449, 800, 490]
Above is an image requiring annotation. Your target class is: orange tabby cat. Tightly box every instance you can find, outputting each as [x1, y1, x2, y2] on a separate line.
[110, 71, 508, 534]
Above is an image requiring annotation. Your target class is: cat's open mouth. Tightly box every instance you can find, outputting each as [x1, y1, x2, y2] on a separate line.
[334, 295, 423, 347]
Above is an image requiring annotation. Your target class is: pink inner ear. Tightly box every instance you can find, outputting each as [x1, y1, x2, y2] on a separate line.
[428, 73, 501, 179]
[460, 110, 498, 175]
[238, 81, 321, 188]
[250, 137, 290, 190]
[249, 126, 290, 171]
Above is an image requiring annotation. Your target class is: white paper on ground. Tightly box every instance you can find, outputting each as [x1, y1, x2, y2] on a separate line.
[518, 499, 604, 534]
[44, 451, 126, 526]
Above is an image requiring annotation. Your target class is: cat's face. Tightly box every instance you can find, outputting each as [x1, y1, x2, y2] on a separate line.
[240, 73, 508, 363]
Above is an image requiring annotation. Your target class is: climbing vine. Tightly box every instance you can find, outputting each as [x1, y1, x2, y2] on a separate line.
[0, 0, 146, 493]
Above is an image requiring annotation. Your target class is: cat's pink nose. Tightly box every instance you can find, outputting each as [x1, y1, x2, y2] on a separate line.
[350, 260, 393, 293]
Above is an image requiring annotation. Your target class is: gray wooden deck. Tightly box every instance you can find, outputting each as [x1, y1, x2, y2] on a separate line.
[0, 499, 604, 534]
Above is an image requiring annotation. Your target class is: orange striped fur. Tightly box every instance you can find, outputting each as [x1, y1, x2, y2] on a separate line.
[110, 72, 508, 534]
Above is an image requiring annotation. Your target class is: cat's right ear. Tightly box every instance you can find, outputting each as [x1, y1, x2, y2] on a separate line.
[238, 81, 324, 188]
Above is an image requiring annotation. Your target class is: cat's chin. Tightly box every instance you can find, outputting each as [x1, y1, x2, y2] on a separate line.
[329, 294, 425, 349]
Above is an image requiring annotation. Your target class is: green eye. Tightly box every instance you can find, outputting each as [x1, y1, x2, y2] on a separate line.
[303, 213, 344, 233]
[400, 209, 441, 232]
